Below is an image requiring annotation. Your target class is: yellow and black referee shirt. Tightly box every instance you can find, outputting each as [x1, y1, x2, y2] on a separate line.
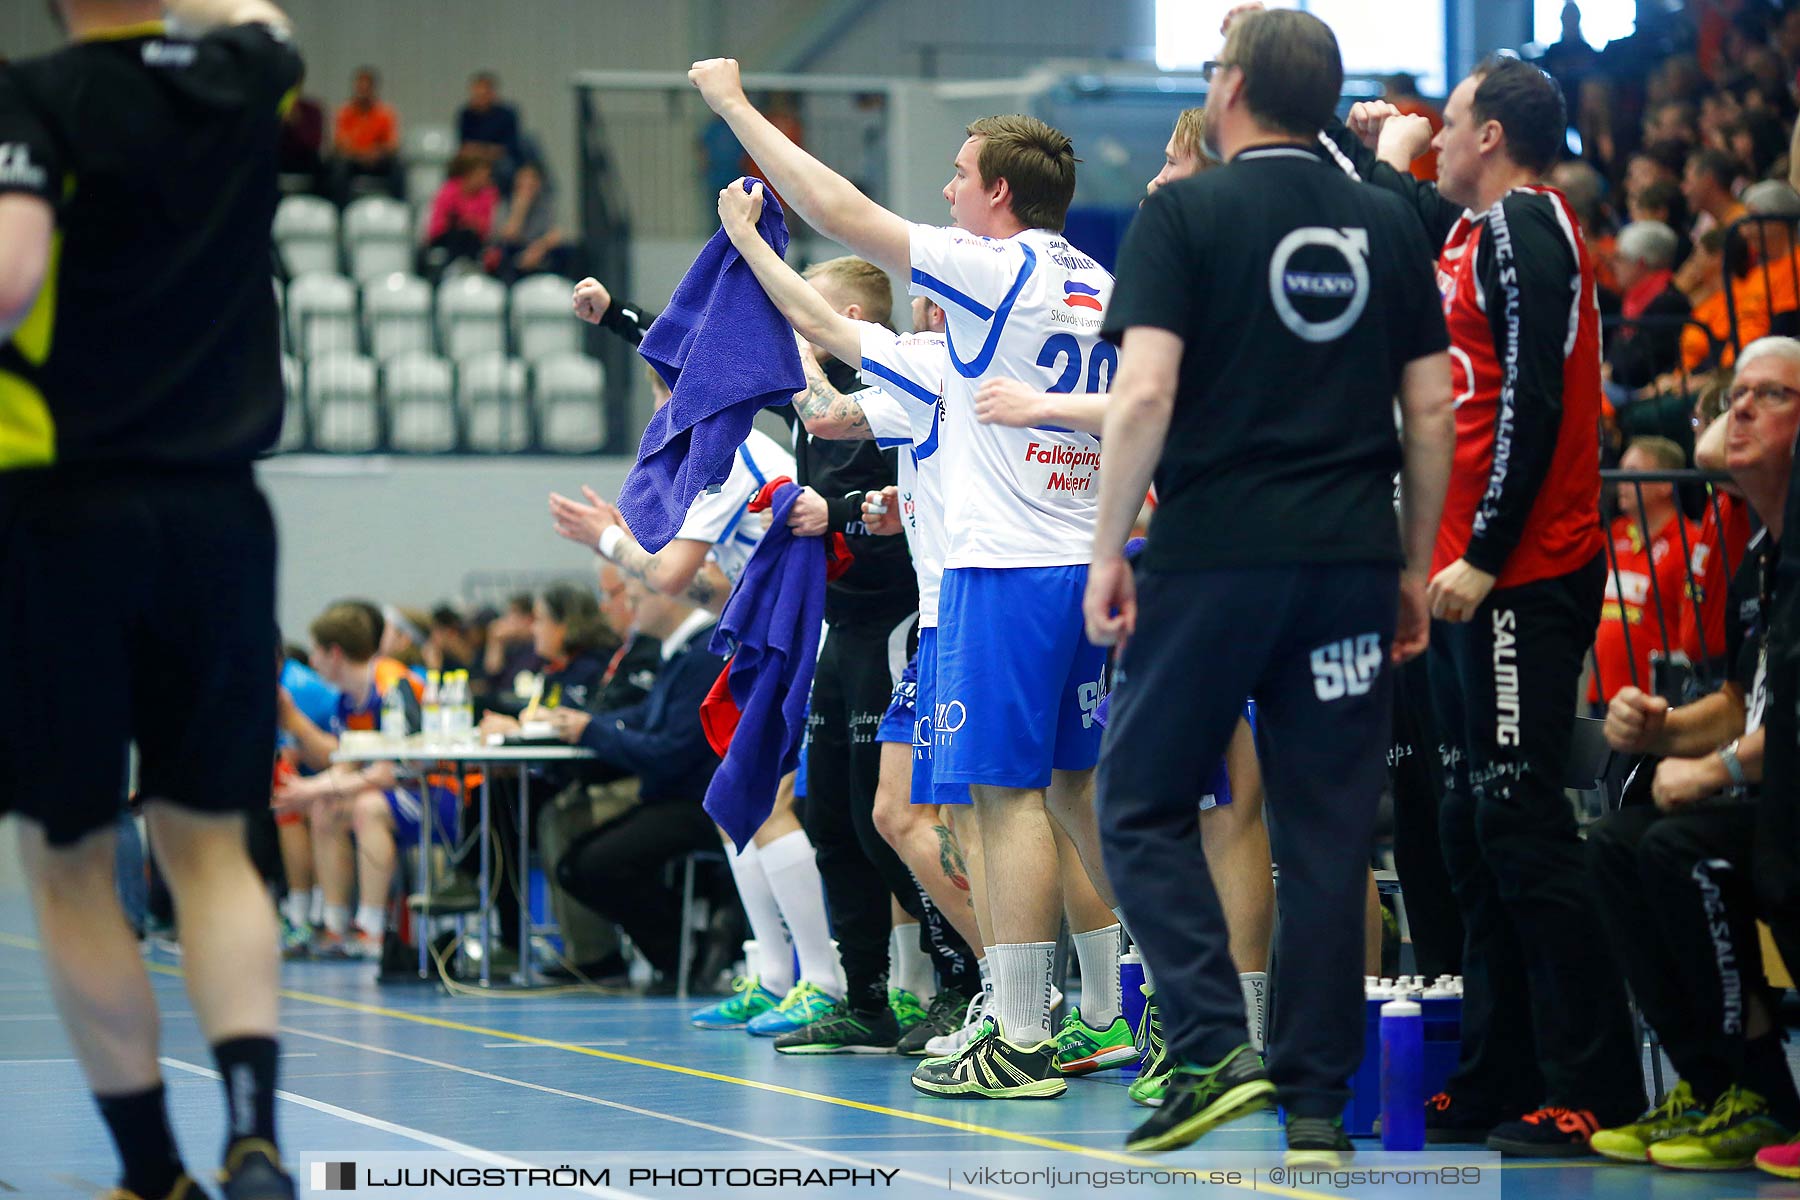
[0, 20, 302, 474]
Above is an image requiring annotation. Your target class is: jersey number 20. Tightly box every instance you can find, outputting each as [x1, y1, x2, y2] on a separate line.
[1038, 334, 1118, 394]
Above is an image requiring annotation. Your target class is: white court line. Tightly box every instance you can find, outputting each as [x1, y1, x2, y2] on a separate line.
[159, 1056, 640, 1200]
[276, 1025, 1032, 1200]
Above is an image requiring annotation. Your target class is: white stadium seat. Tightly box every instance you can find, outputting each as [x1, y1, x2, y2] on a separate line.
[305, 353, 380, 453]
[277, 354, 306, 453]
[437, 273, 508, 362]
[342, 196, 415, 282]
[458, 352, 530, 452]
[510, 274, 584, 362]
[273, 194, 338, 278]
[533, 353, 606, 453]
[286, 272, 359, 359]
[363, 272, 435, 361]
[384, 352, 458, 453]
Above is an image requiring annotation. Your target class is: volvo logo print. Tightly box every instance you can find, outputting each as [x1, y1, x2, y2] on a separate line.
[1268, 226, 1371, 343]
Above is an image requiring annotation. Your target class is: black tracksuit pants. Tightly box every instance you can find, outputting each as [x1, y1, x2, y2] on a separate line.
[556, 801, 722, 976]
[1429, 555, 1646, 1123]
[1588, 802, 1798, 1116]
[805, 613, 978, 1012]
[1101, 563, 1396, 1119]
[1389, 653, 1463, 980]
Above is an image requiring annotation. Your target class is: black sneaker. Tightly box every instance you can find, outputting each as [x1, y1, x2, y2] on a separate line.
[1485, 1107, 1601, 1157]
[1125, 1044, 1274, 1151]
[910, 1020, 1066, 1099]
[1285, 1116, 1354, 1168]
[897, 988, 970, 1057]
[218, 1140, 297, 1200]
[1425, 1091, 1504, 1144]
[773, 1001, 900, 1054]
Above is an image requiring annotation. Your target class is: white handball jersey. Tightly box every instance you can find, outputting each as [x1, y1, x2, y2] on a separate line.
[673, 427, 796, 583]
[855, 325, 949, 627]
[907, 224, 1114, 569]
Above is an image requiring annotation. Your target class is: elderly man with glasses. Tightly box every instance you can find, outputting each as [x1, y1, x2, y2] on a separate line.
[1586, 335, 1800, 1173]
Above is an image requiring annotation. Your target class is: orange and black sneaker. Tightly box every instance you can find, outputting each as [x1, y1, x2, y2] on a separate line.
[1486, 1107, 1601, 1157]
[1423, 1091, 1502, 1144]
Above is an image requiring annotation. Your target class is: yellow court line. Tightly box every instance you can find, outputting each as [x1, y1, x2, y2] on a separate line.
[0, 930, 1555, 1190]
[1, 928, 1326, 1192]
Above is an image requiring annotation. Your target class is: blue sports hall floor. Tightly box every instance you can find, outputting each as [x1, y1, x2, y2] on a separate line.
[2, 896, 1798, 1199]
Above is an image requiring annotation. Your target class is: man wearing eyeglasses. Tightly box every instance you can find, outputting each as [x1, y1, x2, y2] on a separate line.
[1090, 7, 1454, 1162]
[1329, 56, 1646, 1155]
[1588, 337, 1800, 1172]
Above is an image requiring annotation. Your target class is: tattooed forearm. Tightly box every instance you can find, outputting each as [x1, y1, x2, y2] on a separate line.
[611, 539, 661, 592]
[614, 533, 729, 613]
[796, 358, 872, 440]
[685, 563, 730, 613]
[934, 823, 971, 893]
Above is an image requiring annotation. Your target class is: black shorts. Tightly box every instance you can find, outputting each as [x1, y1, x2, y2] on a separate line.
[0, 465, 278, 846]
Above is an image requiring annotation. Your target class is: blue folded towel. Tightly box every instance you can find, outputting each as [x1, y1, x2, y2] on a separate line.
[619, 181, 807, 552]
[702, 482, 825, 849]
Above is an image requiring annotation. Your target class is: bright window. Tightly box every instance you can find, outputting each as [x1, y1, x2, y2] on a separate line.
[1535, 0, 1636, 49]
[1156, 0, 1445, 96]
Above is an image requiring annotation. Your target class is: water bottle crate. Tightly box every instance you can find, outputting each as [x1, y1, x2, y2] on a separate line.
[1344, 995, 1460, 1138]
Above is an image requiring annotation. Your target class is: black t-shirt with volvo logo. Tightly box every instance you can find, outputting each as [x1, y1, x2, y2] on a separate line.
[0, 21, 301, 476]
[1101, 142, 1448, 573]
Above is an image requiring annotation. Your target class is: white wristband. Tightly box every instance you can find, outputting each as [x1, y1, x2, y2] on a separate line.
[597, 526, 627, 562]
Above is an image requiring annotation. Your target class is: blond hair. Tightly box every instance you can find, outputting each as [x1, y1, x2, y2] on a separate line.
[1170, 107, 1210, 163]
[803, 256, 893, 325]
[1624, 435, 1686, 471]
[965, 114, 1078, 231]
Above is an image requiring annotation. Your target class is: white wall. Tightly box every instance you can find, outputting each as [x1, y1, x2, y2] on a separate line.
[259, 453, 637, 636]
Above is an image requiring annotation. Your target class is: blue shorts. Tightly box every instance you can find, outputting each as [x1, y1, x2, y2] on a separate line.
[876, 651, 919, 745]
[385, 785, 457, 849]
[909, 628, 960, 806]
[934, 566, 1107, 793]
[1199, 698, 1258, 810]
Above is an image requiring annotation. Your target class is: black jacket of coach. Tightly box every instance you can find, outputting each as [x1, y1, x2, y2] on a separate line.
[1092, 7, 1456, 1134]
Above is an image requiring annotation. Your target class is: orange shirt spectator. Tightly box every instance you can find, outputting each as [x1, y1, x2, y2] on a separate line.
[1681, 281, 1763, 371]
[337, 102, 397, 159]
[334, 67, 399, 161]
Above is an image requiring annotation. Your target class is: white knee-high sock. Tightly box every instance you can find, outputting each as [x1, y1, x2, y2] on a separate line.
[725, 841, 794, 993]
[759, 830, 842, 997]
[1072, 923, 1122, 1027]
[890, 922, 935, 1000]
[991, 942, 1056, 1044]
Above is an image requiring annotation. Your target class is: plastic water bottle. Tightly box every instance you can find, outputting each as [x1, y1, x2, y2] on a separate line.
[1120, 951, 1147, 1075]
[450, 670, 474, 744]
[380, 682, 407, 740]
[422, 670, 443, 748]
[439, 671, 461, 745]
[1381, 997, 1425, 1150]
